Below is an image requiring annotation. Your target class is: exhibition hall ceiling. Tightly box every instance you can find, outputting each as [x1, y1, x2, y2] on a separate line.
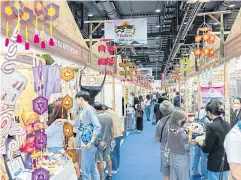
[68, 1, 241, 79]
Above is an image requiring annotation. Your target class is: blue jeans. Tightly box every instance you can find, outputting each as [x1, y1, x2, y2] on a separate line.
[191, 145, 208, 180]
[145, 105, 151, 121]
[112, 136, 122, 171]
[208, 171, 229, 180]
[81, 146, 100, 180]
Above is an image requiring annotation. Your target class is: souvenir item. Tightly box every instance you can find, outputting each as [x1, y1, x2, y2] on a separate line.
[6, 155, 25, 179]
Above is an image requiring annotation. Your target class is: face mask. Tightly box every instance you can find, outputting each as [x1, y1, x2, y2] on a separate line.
[233, 104, 241, 111]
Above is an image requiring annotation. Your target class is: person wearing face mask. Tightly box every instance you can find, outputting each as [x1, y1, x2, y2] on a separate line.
[197, 99, 231, 180]
[230, 98, 241, 128]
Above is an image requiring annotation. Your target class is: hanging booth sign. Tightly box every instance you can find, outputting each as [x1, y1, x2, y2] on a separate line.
[104, 18, 147, 45]
[32, 96, 48, 115]
[200, 86, 224, 107]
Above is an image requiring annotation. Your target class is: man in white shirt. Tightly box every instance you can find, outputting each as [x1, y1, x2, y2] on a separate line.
[224, 121, 241, 180]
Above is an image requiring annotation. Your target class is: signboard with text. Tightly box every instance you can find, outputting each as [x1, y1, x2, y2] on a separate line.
[200, 87, 224, 107]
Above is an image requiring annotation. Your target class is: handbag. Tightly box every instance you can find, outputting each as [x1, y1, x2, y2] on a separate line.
[78, 123, 107, 152]
[160, 116, 170, 167]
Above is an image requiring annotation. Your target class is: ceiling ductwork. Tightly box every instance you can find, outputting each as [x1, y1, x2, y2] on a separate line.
[96, 1, 120, 19]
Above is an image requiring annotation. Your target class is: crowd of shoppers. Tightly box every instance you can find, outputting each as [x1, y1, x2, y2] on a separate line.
[153, 95, 241, 180]
[53, 91, 123, 180]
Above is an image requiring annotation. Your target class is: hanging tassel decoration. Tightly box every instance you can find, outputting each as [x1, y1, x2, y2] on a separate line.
[40, 25, 46, 48]
[49, 22, 54, 46]
[5, 22, 9, 47]
[16, 15, 22, 43]
[34, 17, 40, 43]
[25, 27, 30, 50]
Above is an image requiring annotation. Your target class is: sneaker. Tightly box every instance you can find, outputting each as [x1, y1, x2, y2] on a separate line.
[106, 176, 112, 180]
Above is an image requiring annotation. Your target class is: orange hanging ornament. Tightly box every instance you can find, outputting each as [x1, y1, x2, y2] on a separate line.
[195, 35, 202, 43]
[208, 34, 215, 43]
[194, 48, 201, 56]
[203, 48, 210, 56]
[203, 34, 209, 42]
[208, 48, 215, 57]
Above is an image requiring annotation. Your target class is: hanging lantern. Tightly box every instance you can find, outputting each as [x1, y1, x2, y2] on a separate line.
[62, 95, 73, 111]
[44, 3, 60, 47]
[61, 67, 75, 82]
[208, 34, 215, 43]
[203, 34, 209, 42]
[194, 48, 201, 56]
[208, 48, 215, 57]
[98, 58, 105, 65]
[98, 45, 106, 52]
[33, 0, 44, 44]
[108, 45, 116, 53]
[195, 35, 202, 43]
[105, 58, 111, 65]
[32, 167, 50, 180]
[109, 57, 116, 66]
[203, 48, 210, 56]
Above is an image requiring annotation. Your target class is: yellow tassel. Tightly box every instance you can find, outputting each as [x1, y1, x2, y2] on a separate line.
[6, 22, 9, 37]
[25, 27, 28, 41]
[42, 25, 44, 39]
[35, 16, 38, 29]
[50, 22, 52, 37]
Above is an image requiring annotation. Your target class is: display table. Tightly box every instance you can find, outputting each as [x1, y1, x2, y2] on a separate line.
[16, 158, 77, 180]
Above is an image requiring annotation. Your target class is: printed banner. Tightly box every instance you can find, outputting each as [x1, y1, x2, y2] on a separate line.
[200, 87, 224, 107]
[138, 68, 152, 79]
[104, 18, 147, 45]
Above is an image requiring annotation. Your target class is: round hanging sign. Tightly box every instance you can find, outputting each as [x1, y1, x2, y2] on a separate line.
[63, 123, 73, 138]
[32, 167, 50, 180]
[34, 131, 47, 151]
[32, 96, 48, 115]
[62, 95, 73, 110]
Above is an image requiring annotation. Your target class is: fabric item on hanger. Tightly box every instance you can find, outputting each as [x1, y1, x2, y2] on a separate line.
[33, 65, 61, 99]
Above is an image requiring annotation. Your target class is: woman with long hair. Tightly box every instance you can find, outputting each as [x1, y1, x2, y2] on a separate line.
[46, 101, 67, 154]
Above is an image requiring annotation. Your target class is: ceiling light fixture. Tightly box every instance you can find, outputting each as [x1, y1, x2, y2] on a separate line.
[228, 4, 235, 8]
[155, 9, 161, 13]
[101, 28, 105, 31]
[156, 44, 159, 46]
[88, 13, 94, 17]
[155, 25, 161, 28]
[213, 22, 219, 26]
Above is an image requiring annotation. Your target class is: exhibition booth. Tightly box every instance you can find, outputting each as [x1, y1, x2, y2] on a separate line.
[0, 1, 153, 179]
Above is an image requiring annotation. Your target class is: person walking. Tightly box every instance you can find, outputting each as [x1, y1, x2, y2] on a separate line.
[197, 99, 231, 180]
[93, 103, 113, 180]
[57, 91, 101, 180]
[168, 110, 190, 180]
[103, 105, 123, 174]
[135, 96, 145, 132]
[174, 92, 181, 107]
[154, 96, 169, 124]
[144, 95, 151, 121]
[230, 98, 241, 128]
[155, 100, 174, 180]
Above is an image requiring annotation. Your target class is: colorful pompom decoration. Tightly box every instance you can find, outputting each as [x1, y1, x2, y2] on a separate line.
[49, 37, 54, 46]
[5, 38, 9, 47]
[41, 41, 46, 49]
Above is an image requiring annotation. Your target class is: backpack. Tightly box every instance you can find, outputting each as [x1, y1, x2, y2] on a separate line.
[135, 103, 143, 118]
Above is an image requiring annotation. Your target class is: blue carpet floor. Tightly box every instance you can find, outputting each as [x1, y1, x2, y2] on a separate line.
[113, 106, 164, 180]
